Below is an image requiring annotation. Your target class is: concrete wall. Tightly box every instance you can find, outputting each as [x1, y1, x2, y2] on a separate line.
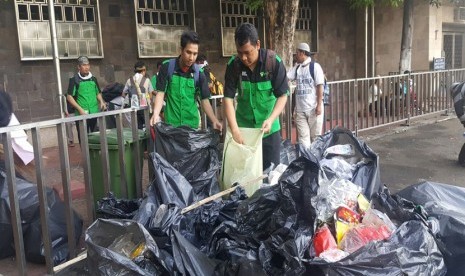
[1, 0, 457, 124]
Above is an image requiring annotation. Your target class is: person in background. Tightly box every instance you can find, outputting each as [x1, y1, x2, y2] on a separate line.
[66, 56, 106, 143]
[149, 31, 222, 132]
[123, 61, 154, 129]
[368, 76, 384, 117]
[287, 42, 324, 148]
[223, 23, 289, 169]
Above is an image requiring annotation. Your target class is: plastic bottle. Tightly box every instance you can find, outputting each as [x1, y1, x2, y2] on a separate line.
[131, 94, 139, 108]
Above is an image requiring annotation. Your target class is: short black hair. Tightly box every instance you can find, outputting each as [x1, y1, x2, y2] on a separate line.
[134, 61, 146, 73]
[180, 30, 199, 49]
[235, 23, 259, 47]
[156, 61, 163, 68]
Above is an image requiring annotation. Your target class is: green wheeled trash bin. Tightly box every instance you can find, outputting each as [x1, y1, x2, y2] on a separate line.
[88, 128, 147, 205]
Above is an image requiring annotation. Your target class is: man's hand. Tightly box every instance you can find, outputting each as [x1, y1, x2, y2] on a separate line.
[212, 120, 223, 132]
[150, 114, 161, 126]
[99, 101, 107, 111]
[232, 128, 244, 144]
[315, 103, 323, 115]
[261, 119, 272, 134]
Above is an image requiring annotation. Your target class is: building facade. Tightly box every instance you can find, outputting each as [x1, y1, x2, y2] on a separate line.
[0, 0, 462, 123]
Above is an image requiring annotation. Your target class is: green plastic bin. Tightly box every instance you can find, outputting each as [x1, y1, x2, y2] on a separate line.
[88, 128, 147, 204]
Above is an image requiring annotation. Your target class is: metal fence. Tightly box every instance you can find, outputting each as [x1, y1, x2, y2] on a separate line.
[0, 68, 464, 274]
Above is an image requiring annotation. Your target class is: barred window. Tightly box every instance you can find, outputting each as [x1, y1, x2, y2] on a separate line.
[220, 0, 260, 56]
[135, 0, 194, 58]
[14, 0, 103, 61]
[294, 0, 312, 51]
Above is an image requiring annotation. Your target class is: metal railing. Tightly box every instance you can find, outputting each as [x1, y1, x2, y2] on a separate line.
[0, 68, 464, 274]
[0, 107, 152, 275]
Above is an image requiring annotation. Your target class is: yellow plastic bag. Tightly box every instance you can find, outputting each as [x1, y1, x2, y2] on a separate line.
[221, 128, 263, 196]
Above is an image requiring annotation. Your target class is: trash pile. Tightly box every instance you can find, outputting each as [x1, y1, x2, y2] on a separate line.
[63, 126, 463, 275]
[0, 164, 83, 266]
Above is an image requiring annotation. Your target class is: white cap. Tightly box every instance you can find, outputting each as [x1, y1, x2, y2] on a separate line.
[297, 42, 310, 52]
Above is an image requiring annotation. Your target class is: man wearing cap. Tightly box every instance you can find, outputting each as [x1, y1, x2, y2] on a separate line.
[123, 61, 154, 128]
[224, 23, 289, 169]
[287, 42, 325, 148]
[66, 56, 106, 142]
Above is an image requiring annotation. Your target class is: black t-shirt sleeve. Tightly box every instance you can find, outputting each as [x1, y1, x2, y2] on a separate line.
[224, 59, 238, 99]
[199, 69, 211, 100]
[156, 62, 169, 92]
[66, 77, 75, 96]
[271, 56, 289, 97]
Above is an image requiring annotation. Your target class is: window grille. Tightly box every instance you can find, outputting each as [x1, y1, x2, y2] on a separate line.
[14, 0, 103, 60]
[220, 0, 260, 56]
[135, 0, 194, 58]
[294, 0, 312, 52]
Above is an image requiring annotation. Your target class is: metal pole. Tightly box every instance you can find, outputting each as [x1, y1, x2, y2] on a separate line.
[48, 0, 64, 118]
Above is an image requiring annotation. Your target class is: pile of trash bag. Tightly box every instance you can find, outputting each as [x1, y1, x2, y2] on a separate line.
[154, 123, 221, 199]
[0, 167, 83, 265]
[84, 127, 453, 275]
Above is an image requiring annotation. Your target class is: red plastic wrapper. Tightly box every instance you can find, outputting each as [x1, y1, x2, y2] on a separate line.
[336, 206, 361, 224]
[340, 224, 392, 253]
[313, 224, 337, 257]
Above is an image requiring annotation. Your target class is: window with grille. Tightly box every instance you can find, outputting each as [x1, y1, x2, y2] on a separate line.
[14, 0, 103, 60]
[294, 0, 312, 52]
[135, 0, 194, 58]
[220, 0, 260, 56]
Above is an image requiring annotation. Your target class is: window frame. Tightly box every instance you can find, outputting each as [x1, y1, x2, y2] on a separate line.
[14, 0, 104, 61]
[134, 0, 196, 58]
[219, 0, 262, 57]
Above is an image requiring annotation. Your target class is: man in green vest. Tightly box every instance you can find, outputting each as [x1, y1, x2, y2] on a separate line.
[224, 23, 289, 169]
[66, 56, 106, 143]
[149, 31, 222, 131]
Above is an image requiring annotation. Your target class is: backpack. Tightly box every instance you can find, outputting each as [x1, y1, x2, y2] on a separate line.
[102, 82, 124, 102]
[233, 49, 277, 88]
[128, 76, 148, 96]
[295, 61, 330, 106]
[66, 74, 98, 113]
[166, 58, 200, 87]
[209, 72, 224, 95]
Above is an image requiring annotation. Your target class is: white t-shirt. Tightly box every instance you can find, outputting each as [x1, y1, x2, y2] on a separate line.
[287, 57, 324, 112]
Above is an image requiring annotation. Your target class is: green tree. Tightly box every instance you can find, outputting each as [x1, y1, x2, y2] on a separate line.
[349, 0, 465, 73]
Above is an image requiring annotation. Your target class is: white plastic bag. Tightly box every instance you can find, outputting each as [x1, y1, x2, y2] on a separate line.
[221, 128, 263, 196]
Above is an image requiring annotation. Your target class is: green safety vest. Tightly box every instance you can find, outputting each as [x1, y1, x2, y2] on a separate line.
[164, 74, 199, 128]
[74, 79, 99, 115]
[236, 79, 280, 136]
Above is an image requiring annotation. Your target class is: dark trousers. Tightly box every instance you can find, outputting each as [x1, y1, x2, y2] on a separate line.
[263, 131, 281, 170]
[76, 118, 97, 145]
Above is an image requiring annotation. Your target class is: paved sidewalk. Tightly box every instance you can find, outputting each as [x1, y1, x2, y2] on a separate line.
[358, 113, 464, 192]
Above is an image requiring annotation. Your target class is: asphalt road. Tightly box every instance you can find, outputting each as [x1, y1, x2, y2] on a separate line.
[358, 114, 464, 193]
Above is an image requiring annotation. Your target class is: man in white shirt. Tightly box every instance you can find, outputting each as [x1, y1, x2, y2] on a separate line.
[287, 42, 325, 148]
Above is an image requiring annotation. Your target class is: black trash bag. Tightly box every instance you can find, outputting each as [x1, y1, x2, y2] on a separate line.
[154, 123, 221, 198]
[54, 256, 89, 276]
[396, 181, 465, 276]
[308, 127, 382, 199]
[0, 170, 82, 265]
[97, 192, 142, 219]
[278, 154, 320, 225]
[307, 220, 446, 276]
[149, 152, 195, 208]
[86, 219, 173, 275]
[24, 187, 83, 265]
[371, 186, 429, 227]
[236, 185, 286, 240]
[258, 226, 313, 276]
[134, 184, 160, 228]
[280, 139, 298, 165]
[171, 229, 220, 275]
